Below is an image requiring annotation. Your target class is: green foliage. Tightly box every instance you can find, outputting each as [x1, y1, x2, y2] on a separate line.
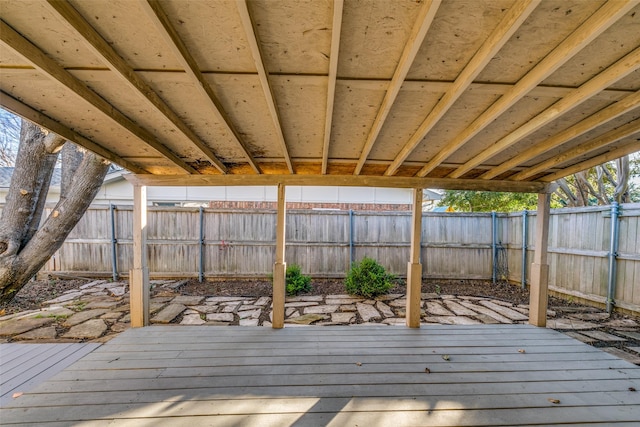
[285, 264, 312, 296]
[345, 257, 396, 298]
[438, 190, 540, 212]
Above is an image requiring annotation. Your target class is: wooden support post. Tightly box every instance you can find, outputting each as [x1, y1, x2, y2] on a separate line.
[272, 183, 287, 329]
[406, 188, 423, 328]
[529, 192, 551, 327]
[130, 184, 149, 327]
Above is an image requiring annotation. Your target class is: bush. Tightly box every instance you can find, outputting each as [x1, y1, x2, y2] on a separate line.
[285, 264, 312, 296]
[345, 257, 396, 298]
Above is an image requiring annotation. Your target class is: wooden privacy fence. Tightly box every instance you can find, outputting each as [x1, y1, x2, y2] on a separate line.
[38, 203, 640, 313]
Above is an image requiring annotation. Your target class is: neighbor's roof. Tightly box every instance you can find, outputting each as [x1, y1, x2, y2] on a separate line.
[0, 167, 61, 188]
[0, 0, 639, 192]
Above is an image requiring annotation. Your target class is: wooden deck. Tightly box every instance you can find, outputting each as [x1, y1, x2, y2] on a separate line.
[0, 342, 100, 407]
[2, 325, 640, 426]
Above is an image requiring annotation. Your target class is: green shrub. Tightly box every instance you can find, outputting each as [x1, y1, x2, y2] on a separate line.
[345, 257, 396, 297]
[285, 264, 312, 296]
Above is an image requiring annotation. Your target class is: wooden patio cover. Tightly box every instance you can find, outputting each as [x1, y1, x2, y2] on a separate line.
[1, 0, 640, 328]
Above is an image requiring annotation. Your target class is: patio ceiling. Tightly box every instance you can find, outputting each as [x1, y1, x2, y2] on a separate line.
[1, 0, 639, 191]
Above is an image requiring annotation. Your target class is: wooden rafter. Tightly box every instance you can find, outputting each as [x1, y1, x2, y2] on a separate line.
[321, 0, 343, 175]
[415, 0, 637, 178]
[0, 91, 148, 174]
[236, 0, 294, 174]
[384, 0, 539, 176]
[46, 0, 228, 174]
[125, 173, 551, 193]
[0, 20, 196, 174]
[139, 0, 261, 174]
[481, 90, 640, 180]
[540, 139, 640, 183]
[354, 0, 442, 175]
[450, 45, 640, 179]
[512, 118, 640, 181]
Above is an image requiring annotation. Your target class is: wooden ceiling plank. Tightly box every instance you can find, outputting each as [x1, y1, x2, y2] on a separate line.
[321, 0, 344, 175]
[0, 20, 196, 174]
[416, 0, 638, 178]
[451, 45, 640, 178]
[512, 118, 640, 181]
[46, 0, 228, 174]
[125, 173, 550, 193]
[236, 0, 294, 174]
[353, 0, 442, 175]
[384, 0, 540, 176]
[0, 91, 149, 174]
[140, 0, 262, 174]
[481, 89, 640, 180]
[540, 139, 640, 183]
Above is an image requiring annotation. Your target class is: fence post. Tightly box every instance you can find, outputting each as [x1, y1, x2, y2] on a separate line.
[606, 202, 620, 314]
[491, 211, 497, 285]
[199, 206, 205, 283]
[109, 204, 119, 282]
[349, 209, 355, 267]
[521, 210, 528, 289]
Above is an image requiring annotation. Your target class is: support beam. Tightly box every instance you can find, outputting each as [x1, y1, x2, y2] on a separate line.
[140, 0, 261, 174]
[125, 173, 551, 193]
[385, 0, 539, 176]
[46, 0, 228, 174]
[272, 183, 287, 329]
[236, 0, 293, 174]
[416, 0, 637, 177]
[130, 184, 149, 327]
[450, 45, 640, 178]
[511, 118, 640, 181]
[406, 189, 423, 328]
[529, 192, 550, 327]
[482, 89, 640, 180]
[0, 91, 148, 174]
[354, 0, 442, 175]
[0, 20, 196, 174]
[540, 140, 640, 182]
[321, 0, 344, 175]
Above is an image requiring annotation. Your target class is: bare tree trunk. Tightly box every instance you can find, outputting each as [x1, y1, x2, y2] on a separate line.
[614, 156, 629, 203]
[0, 121, 109, 303]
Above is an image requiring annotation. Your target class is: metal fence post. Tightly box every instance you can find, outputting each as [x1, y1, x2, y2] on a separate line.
[606, 202, 620, 314]
[349, 209, 355, 267]
[199, 206, 205, 283]
[521, 210, 528, 289]
[109, 204, 119, 282]
[492, 211, 497, 285]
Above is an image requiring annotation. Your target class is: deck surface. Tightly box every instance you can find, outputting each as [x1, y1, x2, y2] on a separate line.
[0, 342, 100, 407]
[2, 325, 640, 426]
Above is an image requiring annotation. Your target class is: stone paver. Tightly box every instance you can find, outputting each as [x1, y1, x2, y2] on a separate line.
[190, 305, 219, 314]
[286, 296, 324, 302]
[171, 296, 205, 305]
[356, 303, 381, 322]
[254, 297, 271, 306]
[563, 332, 597, 343]
[618, 331, 640, 340]
[580, 330, 626, 342]
[423, 316, 481, 325]
[43, 292, 83, 305]
[0, 317, 55, 336]
[425, 301, 454, 316]
[181, 314, 206, 325]
[546, 318, 601, 330]
[238, 309, 262, 319]
[477, 301, 528, 321]
[325, 298, 364, 305]
[239, 318, 259, 326]
[602, 347, 640, 365]
[375, 301, 394, 318]
[304, 305, 339, 314]
[207, 313, 234, 322]
[285, 314, 327, 325]
[14, 326, 58, 341]
[63, 319, 107, 339]
[284, 302, 319, 308]
[459, 301, 513, 324]
[64, 309, 109, 327]
[151, 304, 187, 324]
[442, 300, 477, 316]
[331, 312, 355, 323]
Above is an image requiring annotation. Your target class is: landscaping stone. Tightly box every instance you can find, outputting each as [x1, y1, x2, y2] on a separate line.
[424, 316, 481, 325]
[0, 317, 55, 336]
[331, 312, 355, 324]
[190, 305, 219, 314]
[563, 332, 597, 343]
[238, 309, 261, 319]
[108, 286, 127, 297]
[207, 313, 234, 322]
[421, 293, 439, 299]
[567, 312, 610, 321]
[64, 309, 109, 327]
[356, 303, 381, 322]
[238, 305, 262, 311]
[442, 300, 477, 316]
[285, 307, 298, 317]
[63, 319, 107, 339]
[32, 307, 75, 318]
[80, 280, 108, 290]
[304, 305, 339, 314]
[206, 296, 246, 303]
[375, 294, 403, 301]
[151, 304, 187, 324]
[474, 314, 501, 324]
[459, 301, 513, 324]
[101, 312, 123, 320]
[285, 296, 324, 302]
[14, 326, 58, 341]
[222, 304, 240, 313]
[580, 330, 626, 342]
[425, 301, 454, 316]
[171, 296, 204, 305]
[239, 318, 259, 326]
[382, 318, 405, 325]
[110, 323, 130, 333]
[285, 314, 327, 325]
[83, 300, 120, 310]
[340, 304, 357, 311]
[325, 298, 364, 305]
[602, 347, 640, 365]
[284, 302, 319, 308]
[375, 301, 394, 318]
[618, 331, 640, 340]
[604, 318, 639, 329]
[150, 302, 167, 314]
[43, 292, 83, 305]
[478, 301, 528, 321]
[150, 297, 174, 304]
[546, 318, 600, 330]
[254, 297, 271, 306]
[181, 314, 206, 325]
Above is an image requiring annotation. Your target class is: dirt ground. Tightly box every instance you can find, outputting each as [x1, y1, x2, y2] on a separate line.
[3, 276, 569, 315]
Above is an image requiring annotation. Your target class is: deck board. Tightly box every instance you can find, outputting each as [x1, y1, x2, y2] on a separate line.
[2, 325, 639, 426]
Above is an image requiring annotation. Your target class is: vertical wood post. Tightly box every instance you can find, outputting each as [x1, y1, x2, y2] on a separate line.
[130, 184, 149, 327]
[406, 188, 423, 328]
[529, 192, 551, 327]
[272, 183, 287, 329]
